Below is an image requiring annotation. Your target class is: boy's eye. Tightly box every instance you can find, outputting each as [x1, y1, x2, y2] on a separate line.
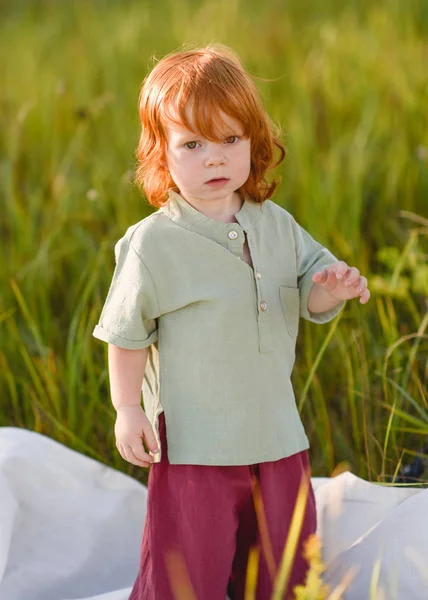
[185, 141, 199, 149]
[225, 135, 239, 144]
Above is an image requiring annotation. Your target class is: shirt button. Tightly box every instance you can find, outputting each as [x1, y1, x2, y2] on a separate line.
[260, 301, 268, 311]
[228, 230, 238, 240]
[256, 272, 262, 279]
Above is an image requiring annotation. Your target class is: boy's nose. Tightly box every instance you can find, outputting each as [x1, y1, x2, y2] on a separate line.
[205, 150, 226, 168]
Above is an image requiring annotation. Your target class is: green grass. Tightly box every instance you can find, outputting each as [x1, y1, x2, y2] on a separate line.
[1, 0, 427, 486]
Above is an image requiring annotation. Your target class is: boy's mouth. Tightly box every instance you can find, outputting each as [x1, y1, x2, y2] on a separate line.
[206, 177, 230, 185]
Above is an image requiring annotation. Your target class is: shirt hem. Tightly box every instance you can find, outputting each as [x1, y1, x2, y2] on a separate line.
[159, 440, 310, 466]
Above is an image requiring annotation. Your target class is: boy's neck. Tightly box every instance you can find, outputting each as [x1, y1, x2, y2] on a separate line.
[180, 191, 244, 223]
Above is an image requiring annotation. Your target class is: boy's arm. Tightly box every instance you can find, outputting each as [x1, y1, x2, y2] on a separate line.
[108, 344, 160, 462]
[290, 216, 347, 323]
[108, 344, 148, 411]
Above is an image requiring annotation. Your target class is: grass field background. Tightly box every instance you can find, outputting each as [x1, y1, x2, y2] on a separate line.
[1, 0, 427, 486]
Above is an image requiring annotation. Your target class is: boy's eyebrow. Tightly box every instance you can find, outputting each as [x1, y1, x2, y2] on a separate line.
[175, 128, 244, 141]
[166, 118, 245, 138]
[175, 131, 199, 139]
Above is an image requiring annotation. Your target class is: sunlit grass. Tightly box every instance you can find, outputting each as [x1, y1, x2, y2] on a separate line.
[1, 2, 427, 597]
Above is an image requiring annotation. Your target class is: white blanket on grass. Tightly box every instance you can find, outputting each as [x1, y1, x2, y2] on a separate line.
[0, 427, 426, 600]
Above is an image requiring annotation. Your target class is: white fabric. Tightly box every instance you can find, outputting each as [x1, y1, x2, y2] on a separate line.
[313, 473, 428, 599]
[0, 427, 141, 600]
[313, 471, 420, 564]
[321, 477, 428, 599]
[0, 427, 426, 600]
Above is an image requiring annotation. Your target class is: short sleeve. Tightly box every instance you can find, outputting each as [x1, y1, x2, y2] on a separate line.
[291, 217, 346, 324]
[92, 237, 160, 349]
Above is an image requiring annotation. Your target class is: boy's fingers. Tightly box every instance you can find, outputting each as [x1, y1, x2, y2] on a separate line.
[358, 276, 368, 291]
[343, 267, 360, 286]
[327, 267, 340, 284]
[116, 440, 151, 467]
[313, 268, 329, 282]
[320, 268, 329, 282]
[129, 445, 153, 466]
[329, 261, 349, 279]
[347, 276, 368, 295]
[142, 424, 160, 453]
[131, 441, 155, 463]
[320, 266, 340, 287]
[314, 263, 349, 283]
[360, 288, 371, 303]
[124, 444, 153, 467]
[117, 443, 133, 464]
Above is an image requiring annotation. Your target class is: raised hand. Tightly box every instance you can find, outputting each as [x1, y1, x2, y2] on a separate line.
[311, 261, 370, 304]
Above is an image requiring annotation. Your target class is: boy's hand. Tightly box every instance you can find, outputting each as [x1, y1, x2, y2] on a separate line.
[114, 405, 160, 468]
[311, 261, 370, 304]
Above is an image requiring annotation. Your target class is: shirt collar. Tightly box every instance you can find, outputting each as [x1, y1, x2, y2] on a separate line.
[158, 189, 264, 246]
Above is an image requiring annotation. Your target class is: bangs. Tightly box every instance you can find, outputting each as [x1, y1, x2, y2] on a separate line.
[159, 59, 255, 140]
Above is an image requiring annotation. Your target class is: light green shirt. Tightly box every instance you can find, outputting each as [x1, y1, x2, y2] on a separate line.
[93, 190, 345, 465]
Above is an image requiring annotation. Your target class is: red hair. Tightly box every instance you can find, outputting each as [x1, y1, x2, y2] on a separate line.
[135, 44, 286, 207]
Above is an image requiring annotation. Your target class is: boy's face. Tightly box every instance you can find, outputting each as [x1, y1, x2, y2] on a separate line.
[163, 105, 251, 207]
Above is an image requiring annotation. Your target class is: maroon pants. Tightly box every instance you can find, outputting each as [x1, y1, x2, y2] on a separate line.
[129, 412, 317, 600]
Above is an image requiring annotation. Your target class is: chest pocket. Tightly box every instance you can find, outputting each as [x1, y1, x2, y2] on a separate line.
[279, 286, 300, 338]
